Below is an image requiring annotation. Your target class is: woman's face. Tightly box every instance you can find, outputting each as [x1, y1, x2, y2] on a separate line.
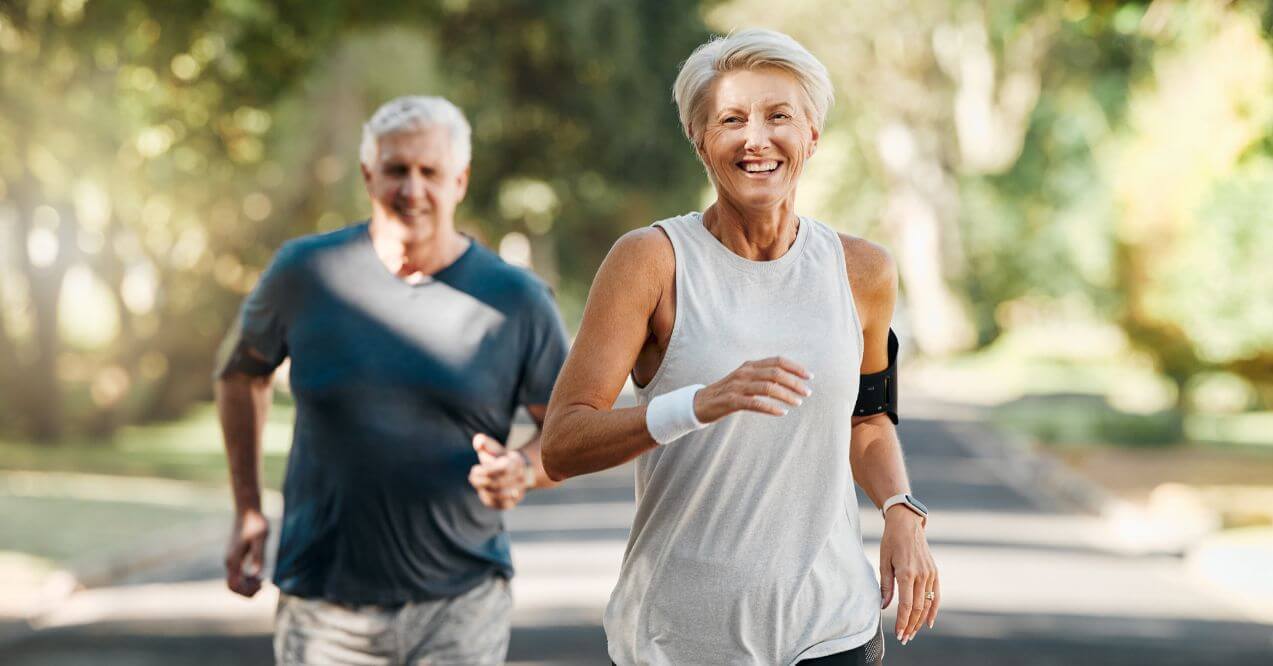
[697, 67, 819, 212]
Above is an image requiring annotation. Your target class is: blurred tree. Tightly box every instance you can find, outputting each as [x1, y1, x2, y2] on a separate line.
[1107, 1, 1273, 406]
[710, 0, 1060, 355]
[0, 0, 708, 442]
[712, 0, 1273, 411]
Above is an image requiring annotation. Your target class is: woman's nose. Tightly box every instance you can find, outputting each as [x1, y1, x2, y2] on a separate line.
[743, 121, 772, 153]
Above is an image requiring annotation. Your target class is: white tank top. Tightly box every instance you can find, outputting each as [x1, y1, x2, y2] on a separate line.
[604, 212, 881, 665]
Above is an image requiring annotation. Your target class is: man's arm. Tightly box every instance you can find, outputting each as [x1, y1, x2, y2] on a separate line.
[468, 404, 560, 511]
[215, 364, 273, 598]
[517, 404, 559, 490]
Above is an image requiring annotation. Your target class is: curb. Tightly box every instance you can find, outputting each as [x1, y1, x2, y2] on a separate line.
[909, 393, 1235, 558]
[1, 490, 282, 650]
[0, 517, 227, 651]
[907, 394, 1118, 516]
[972, 425, 1118, 516]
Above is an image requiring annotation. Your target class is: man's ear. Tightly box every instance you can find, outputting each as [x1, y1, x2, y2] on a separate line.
[456, 164, 471, 203]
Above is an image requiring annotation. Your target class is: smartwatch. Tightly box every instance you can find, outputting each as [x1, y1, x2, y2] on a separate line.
[881, 493, 928, 526]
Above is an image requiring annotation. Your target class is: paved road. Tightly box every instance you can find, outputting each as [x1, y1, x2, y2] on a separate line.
[4, 405, 1272, 665]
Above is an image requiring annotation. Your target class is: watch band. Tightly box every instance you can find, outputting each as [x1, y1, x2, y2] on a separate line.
[516, 449, 536, 488]
[881, 492, 928, 525]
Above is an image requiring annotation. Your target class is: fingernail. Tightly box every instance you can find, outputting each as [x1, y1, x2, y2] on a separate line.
[896, 632, 902, 642]
[803, 387, 813, 396]
[795, 398, 803, 406]
[779, 408, 789, 415]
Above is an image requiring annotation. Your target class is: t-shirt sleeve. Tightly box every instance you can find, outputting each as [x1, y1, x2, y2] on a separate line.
[213, 244, 296, 379]
[516, 283, 570, 407]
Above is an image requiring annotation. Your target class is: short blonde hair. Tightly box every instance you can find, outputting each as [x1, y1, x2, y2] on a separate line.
[672, 29, 834, 145]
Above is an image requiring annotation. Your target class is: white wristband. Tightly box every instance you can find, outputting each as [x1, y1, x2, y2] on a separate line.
[645, 384, 707, 445]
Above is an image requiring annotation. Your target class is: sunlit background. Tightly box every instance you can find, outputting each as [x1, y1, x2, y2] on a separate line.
[1, 1, 1271, 664]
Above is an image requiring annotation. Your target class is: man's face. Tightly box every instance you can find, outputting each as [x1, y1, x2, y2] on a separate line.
[361, 126, 469, 243]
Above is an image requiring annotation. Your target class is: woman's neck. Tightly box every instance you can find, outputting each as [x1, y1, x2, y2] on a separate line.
[703, 199, 800, 261]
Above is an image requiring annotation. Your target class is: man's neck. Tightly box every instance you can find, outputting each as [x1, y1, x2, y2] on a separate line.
[368, 219, 471, 283]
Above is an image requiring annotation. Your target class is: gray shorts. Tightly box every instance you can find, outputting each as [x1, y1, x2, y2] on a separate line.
[273, 576, 512, 665]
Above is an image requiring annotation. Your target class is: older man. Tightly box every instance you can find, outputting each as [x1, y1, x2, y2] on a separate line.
[214, 96, 569, 665]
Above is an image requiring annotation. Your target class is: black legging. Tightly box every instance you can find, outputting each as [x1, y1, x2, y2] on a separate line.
[799, 623, 886, 664]
[611, 623, 886, 665]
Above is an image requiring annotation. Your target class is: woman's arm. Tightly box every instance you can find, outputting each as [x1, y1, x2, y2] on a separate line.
[541, 228, 811, 481]
[540, 229, 672, 480]
[841, 235, 940, 645]
[844, 237, 909, 506]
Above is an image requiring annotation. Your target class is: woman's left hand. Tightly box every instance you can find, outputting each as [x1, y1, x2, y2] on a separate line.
[879, 507, 939, 645]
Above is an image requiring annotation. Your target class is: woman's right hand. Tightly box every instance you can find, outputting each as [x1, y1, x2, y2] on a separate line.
[693, 356, 813, 423]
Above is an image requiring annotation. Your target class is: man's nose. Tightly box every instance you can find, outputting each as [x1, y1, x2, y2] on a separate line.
[399, 171, 427, 199]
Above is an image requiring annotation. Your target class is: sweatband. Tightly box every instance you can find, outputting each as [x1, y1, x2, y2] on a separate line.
[645, 384, 707, 445]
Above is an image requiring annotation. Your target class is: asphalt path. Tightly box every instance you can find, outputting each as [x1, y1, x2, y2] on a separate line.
[4, 406, 1272, 665]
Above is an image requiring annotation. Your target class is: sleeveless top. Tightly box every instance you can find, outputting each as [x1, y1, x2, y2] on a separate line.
[603, 212, 881, 665]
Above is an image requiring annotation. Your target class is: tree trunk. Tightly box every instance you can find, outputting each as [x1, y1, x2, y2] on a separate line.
[12, 173, 73, 442]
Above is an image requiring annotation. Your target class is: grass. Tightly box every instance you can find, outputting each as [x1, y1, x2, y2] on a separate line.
[0, 495, 224, 565]
[0, 402, 294, 490]
[0, 401, 295, 575]
[910, 321, 1273, 450]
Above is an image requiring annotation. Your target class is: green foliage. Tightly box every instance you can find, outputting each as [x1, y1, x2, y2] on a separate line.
[992, 394, 1184, 447]
[0, 0, 708, 440]
[4, 0, 1272, 442]
[1158, 159, 1273, 368]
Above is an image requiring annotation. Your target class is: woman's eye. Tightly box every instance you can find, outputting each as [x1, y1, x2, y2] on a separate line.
[772, 113, 791, 120]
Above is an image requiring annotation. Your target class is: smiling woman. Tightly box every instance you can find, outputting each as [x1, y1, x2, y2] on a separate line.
[697, 67, 816, 218]
[541, 28, 937, 665]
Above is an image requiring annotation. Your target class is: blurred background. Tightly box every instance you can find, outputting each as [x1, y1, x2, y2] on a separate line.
[1, 0, 1271, 664]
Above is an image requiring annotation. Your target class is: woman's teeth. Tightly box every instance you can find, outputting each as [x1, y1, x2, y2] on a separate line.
[741, 160, 779, 173]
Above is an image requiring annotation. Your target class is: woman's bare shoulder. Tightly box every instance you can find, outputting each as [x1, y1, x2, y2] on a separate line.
[603, 226, 675, 279]
[837, 232, 897, 303]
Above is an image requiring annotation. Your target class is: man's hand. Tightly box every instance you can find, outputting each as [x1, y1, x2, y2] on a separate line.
[468, 434, 531, 510]
[225, 508, 269, 597]
[879, 507, 940, 645]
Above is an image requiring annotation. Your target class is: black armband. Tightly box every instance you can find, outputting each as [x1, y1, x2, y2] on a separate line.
[853, 328, 899, 424]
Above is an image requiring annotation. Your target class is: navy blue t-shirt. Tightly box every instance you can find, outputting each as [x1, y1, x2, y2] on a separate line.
[216, 222, 569, 604]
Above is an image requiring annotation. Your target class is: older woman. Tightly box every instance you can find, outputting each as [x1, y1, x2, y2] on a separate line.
[542, 29, 938, 665]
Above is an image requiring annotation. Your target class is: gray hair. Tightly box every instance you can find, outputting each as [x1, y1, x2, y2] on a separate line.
[672, 29, 834, 145]
[359, 95, 472, 168]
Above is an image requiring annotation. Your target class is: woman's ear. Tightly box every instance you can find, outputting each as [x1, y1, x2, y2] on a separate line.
[808, 123, 820, 158]
[688, 126, 703, 158]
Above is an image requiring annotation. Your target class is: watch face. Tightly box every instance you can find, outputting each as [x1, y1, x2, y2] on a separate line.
[905, 494, 929, 515]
